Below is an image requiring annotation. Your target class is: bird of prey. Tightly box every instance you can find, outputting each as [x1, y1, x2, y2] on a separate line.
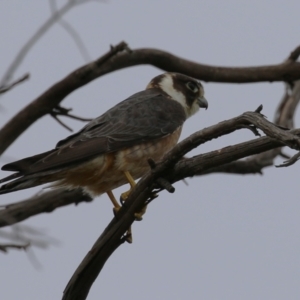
[0, 72, 208, 223]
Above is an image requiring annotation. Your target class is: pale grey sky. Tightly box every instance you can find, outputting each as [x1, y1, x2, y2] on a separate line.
[1, 1, 300, 299]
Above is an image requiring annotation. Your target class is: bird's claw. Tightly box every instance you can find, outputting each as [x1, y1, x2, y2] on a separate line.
[120, 190, 131, 204]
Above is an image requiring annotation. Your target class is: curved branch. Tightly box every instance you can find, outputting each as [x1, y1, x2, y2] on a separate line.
[1, 44, 300, 156]
[245, 78, 300, 171]
[100, 47, 300, 84]
[62, 110, 300, 300]
[0, 110, 299, 229]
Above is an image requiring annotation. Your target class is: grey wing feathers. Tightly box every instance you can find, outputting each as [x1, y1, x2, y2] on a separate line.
[58, 89, 185, 145]
[1, 88, 186, 179]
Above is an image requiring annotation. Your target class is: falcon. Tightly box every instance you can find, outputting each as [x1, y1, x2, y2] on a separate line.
[0, 72, 208, 228]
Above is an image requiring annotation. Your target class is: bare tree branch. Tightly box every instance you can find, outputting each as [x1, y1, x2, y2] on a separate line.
[1, 41, 300, 299]
[0, 42, 128, 155]
[0, 224, 59, 249]
[195, 158, 269, 176]
[62, 109, 300, 300]
[1, 110, 300, 230]
[0, 188, 92, 228]
[50, 105, 93, 132]
[1, 43, 300, 156]
[49, 0, 91, 62]
[0, 242, 29, 253]
[238, 79, 300, 172]
[0, 0, 91, 87]
[0, 74, 30, 94]
[0, 158, 270, 228]
[103, 46, 300, 84]
[288, 45, 300, 62]
[0, 138, 279, 229]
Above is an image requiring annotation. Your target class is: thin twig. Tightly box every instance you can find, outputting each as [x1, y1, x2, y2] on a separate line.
[50, 105, 92, 131]
[0, 242, 29, 253]
[0, 0, 90, 87]
[248, 79, 300, 170]
[288, 45, 300, 62]
[0, 73, 30, 94]
[51, 106, 92, 121]
[50, 114, 73, 132]
[49, 0, 91, 62]
[276, 151, 300, 167]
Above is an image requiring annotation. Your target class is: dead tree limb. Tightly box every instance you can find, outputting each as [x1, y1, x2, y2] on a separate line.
[0, 242, 29, 253]
[0, 74, 30, 95]
[1, 109, 300, 229]
[1, 43, 300, 156]
[62, 109, 300, 300]
[0, 188, 91, 227]
[235, 78, 300, 173]
[0, 157, 267, 228]
[0, 42, 128, 155]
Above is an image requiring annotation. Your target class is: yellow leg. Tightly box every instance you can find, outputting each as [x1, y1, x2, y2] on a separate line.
[107, 190, 132, 243]
[107, 171, 148, 243]
[107, 190, 122, 217]
[120, 171, 136, 201]
[107, 190, 120, 209]
[124, 171, 136, 188]
[121, 171, 147, 221]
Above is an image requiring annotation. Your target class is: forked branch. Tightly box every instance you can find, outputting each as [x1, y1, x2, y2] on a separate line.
[62, 108, 300, 300]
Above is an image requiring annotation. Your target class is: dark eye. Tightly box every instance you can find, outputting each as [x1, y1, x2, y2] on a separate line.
[186, 81, 198, 93]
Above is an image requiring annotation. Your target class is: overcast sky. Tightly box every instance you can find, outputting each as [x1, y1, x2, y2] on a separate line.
[1, 1, 300, 299]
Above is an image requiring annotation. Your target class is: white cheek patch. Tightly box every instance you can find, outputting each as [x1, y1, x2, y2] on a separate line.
[158, 74, 201, 118]
[159, 74, 189, 116]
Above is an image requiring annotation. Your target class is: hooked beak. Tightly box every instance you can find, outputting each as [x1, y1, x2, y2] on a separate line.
[197, 97, 208, 109]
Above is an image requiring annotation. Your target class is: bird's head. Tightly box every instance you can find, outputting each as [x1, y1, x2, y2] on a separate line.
[146, 72, 208, 118]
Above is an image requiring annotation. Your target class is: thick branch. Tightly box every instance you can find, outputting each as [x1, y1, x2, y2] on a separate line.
[62, 110, 300, 300]
[98, 47, 300, 84]
[1, 110, 298, 231]
[1, 44, 300, 155]
[0, 157, 267, 229]
[0, 140, 275, 229]
[171, 135, 282, 182]
[195, 158, 269, 176]
[0, 188, 92, 227]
